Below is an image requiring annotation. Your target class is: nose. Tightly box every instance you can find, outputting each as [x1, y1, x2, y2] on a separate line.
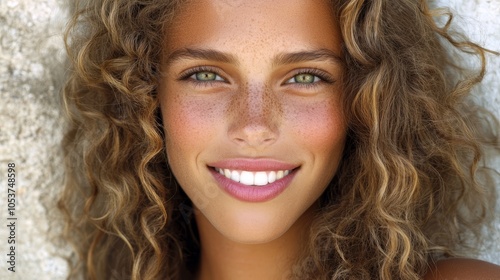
[227, 84, 280, 148]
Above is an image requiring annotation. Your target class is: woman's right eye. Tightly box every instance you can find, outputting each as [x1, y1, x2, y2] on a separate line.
[179, 67, 228, 85]
[190, 71, 225, 82]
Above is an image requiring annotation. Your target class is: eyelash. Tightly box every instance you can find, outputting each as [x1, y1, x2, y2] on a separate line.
[179, 66, 227, 87]
[284, 68, 335, 89]
[178, 66, 335, 88]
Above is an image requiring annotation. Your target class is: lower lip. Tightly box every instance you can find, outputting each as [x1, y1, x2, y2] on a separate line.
[209, 168, 297, 202]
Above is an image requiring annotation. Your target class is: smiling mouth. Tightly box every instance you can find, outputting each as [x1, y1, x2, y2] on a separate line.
[213, 167, 295, 186]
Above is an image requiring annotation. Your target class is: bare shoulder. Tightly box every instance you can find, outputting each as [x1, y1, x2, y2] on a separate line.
[424, 258, 500, 280]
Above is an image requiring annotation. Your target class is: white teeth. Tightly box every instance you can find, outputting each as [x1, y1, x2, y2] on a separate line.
[214, 168, 293, 186]
[240, 171, 254, 185]
[231, 170, 240, 182]
[254, 172, 268, 186]
[276, 170, 284, 180]
[268, 171, 276, 183]
[224, 169, 231, 179]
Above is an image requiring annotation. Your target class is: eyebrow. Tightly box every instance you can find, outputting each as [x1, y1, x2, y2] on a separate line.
[273, 49, 343, 67]
[165, 48, 343, 67]
[165, 48, 238, 65]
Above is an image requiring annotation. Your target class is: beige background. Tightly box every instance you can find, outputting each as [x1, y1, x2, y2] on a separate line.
[0, 0, 498, 279]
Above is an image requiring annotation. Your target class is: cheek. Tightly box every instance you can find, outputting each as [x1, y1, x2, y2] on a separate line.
[286, 97, 346, 155]
[161, 91, 223, 153]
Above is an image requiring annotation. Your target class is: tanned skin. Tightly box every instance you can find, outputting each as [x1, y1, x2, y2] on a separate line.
[424, 258, 500, 279]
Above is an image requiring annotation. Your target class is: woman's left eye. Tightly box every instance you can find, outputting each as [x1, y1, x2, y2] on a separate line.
[286, 73, 321, 84]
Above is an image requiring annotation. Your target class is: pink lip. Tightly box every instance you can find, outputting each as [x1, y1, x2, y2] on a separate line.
[207, 158, 300, 203]
[208, 158, 298, 172]
[209, 167, 298, 202]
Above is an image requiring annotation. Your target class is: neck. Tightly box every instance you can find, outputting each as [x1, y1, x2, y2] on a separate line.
[193, 206, 315, 280]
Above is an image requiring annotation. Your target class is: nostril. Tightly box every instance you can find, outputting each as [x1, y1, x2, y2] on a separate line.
[230, 125, 278, 147]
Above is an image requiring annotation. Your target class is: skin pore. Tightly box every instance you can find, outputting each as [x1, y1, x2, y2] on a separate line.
[157, 0, 500, 279]
[159, 0, 345, 279]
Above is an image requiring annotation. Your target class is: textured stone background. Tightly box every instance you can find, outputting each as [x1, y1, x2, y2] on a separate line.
[0, 0, 498, 279]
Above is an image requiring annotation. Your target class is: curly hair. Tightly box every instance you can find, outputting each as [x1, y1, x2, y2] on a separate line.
[59, 0, 499, 279]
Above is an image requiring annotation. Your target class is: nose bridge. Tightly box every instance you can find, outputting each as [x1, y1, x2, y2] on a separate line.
[242, 83, 271, 122]
[227, 83, 280, 146]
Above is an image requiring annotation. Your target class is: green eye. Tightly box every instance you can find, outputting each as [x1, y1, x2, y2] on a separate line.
[287, 73, 320, 84]
[193, 71, 224, 81]
[195, 71, 216, 81]
[294, 73, 315, 83]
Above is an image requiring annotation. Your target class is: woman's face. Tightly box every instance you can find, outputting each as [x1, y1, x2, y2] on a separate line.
[159, 0, 347, 244]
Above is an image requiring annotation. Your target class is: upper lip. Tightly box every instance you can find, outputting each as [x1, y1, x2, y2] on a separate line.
[208, 158, 300, 171]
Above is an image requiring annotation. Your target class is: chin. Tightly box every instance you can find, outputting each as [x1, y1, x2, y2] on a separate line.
[200, 196, 310, 244]
[219, 220, 292, 245]
[205, 203, 298, 245]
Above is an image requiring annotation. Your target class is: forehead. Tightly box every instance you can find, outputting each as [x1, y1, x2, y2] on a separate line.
[165, 0, 342, 56]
